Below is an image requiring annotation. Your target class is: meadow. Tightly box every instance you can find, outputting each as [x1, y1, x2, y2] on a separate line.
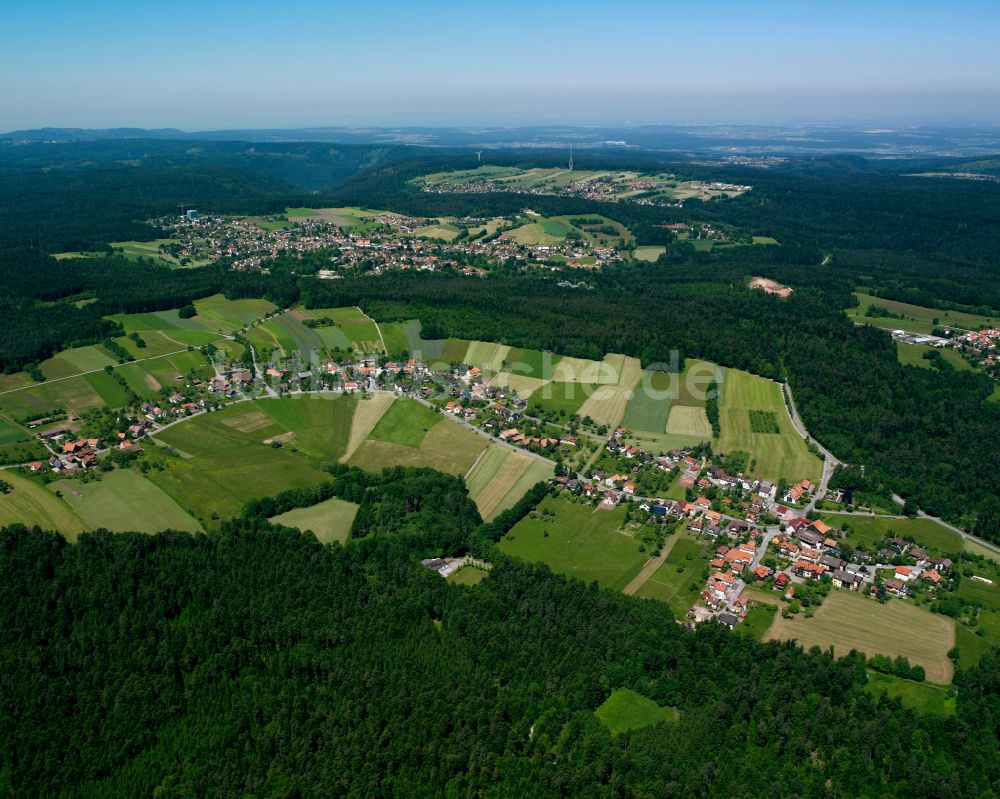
[819, 514, 965, 556]
[465, 446, 553, 520]
[348, 399, 486, 477]
[150, 396, 353, 524]
[268, 496, 359, 544]
[500, 496, 645, 591]
[51, 469, 203, 534]
[636, 536, 711, 618]
[715, 368, 821, 483]
[0, 472, 88, 539]
[896, 342, 973, 371]
[864, 671, 956, 717]
[847, 292, 996, 335]
[764, 591, 955, 684]
[595, 688, 678, 735]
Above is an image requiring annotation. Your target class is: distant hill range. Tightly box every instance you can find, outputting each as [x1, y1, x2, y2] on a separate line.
[4, 123, 1000, 157]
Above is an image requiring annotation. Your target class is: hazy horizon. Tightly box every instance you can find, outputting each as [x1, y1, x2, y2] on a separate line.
[3, 0, 1000, 131]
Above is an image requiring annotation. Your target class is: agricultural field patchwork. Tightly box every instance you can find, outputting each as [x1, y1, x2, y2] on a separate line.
[466, 446, 552, 521]
[348, 413, 487, 477]
[715, 368, 821, 483]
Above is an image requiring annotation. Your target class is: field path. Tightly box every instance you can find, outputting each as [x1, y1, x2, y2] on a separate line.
[622, 533, 680, 596]
[355, 307, 387, 354]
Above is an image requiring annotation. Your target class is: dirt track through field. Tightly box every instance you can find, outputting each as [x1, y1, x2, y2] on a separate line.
[340, 394, 393, 462]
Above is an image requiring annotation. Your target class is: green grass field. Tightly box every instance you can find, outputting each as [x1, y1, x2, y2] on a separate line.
[636, 537, 710, 618]
[819, 515, 965, 556]
[348, 414, 487, 477]
[150, 398, 346, 524]
[192, 295, 278, 334]
[293, 307, 382, 353]
[955, 560, 1000, 611]
[765, 591, 955, 684]
[864, 671, 956, 716]
[847, 292, 995, 335]
[268, 496, 359, 544]
[735, 603, 778, 640]
[715, 368, 821, 483]
[633, 246, 666, 262]
[0, 416, 31, 445]
[501, 497, 645, 591]
[368, 399, 441, 447]
[379, 322, 412, 359]
[51, 469, 203, 534]
[505, 347, 563, 380]
[402, 320, 445, 362]
[0, 472, 88, 539]
[595, 688, 678, 735]
[621, 371, 674, 433]
[39, 345, 118, 379]
[440, 338, 472, 364]
[464, 445, 509, 497]
[897, 342, 974, 371]
[527, 381, 596, 417]
[447, 566, 489, 586]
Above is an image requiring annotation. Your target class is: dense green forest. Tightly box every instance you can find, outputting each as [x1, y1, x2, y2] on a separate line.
[2, 519, 999, 798]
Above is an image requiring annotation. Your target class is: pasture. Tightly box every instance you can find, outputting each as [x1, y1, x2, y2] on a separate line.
[595, 688, 678, 735]
[715, 368, 821, 483]
[51, 469, 203, 534]
[500, 497, 645, 591]
[378, 322, 413, 359]
[464, 341, 512, 375]
[269, 496, 359, 544]
[552, 354, 621, 385]
[491, 372, 549, 399]
[633, 246, 666, 262]
[504, 347, 563, 380]
[0, 472, 87, 539]
[955, 561, 1000, 611]
[440, 338, 473, 364]
[39, 345, 118, 379]
[402, 320, 445, 362]
[621, 370, 674, 434]
[292, 307, 383, 353]
[636, 537, 711, 618]
[764, 591, 955, 684]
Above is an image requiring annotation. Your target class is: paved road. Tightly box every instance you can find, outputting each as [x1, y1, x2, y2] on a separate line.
[781, 382, 839, 516]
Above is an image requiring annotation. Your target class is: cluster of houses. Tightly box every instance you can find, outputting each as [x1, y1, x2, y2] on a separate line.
[159, 208, 627, 278]
[956, 327, 1000, 376]
[419, 168, 751, 208]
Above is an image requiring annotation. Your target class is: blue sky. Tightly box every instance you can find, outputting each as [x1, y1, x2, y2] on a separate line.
[2, 0, 999, 129]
